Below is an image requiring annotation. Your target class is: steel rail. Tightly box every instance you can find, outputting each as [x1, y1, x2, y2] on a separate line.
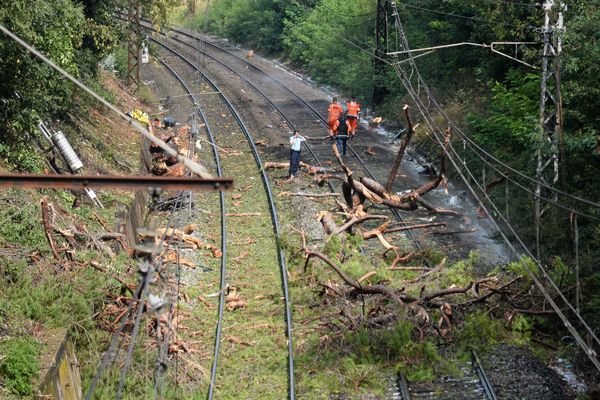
[155, 56, 230, 400]
[151, 37, 296, 399]
[0, 173, 231, 191]
[397, 373, 412, 400]
[150, 23, 427, 257]
[472, 350, 497, 400]
[157, 57, 229, 399]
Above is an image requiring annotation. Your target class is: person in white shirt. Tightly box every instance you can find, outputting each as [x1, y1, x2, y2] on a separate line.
[288, 130, 306, 179]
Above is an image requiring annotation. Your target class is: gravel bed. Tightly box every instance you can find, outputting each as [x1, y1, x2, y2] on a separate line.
[481, 345, 574, 400]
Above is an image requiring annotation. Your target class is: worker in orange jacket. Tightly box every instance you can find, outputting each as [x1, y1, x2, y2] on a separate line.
[327, 97, 344, 132]
[346, 96, 361, 133]
[330, 112, 354, 156]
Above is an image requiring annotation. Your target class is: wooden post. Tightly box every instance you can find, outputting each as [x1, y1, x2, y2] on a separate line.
[385, 104, 415, 193]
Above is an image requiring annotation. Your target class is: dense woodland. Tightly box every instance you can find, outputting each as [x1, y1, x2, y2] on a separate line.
[1, 0, 600, 397]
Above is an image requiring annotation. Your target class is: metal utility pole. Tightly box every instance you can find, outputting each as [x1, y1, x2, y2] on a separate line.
[127, 3, 142, 92]
[534, 0, 565, 260]
[373, 0, 391, 107]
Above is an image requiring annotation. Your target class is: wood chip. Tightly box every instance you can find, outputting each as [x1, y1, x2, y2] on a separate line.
[224, 335, 253, 347]
[197, 295, 214, 309]
[233, 251, 249, 263]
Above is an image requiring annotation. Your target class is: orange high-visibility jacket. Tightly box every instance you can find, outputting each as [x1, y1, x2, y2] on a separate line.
[328, 102, 344, 121]
[346, 101, 360, 117]
[333, 119, 354, 135]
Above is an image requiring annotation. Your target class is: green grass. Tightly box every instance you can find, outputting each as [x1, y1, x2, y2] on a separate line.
[0, 337, 39, 395]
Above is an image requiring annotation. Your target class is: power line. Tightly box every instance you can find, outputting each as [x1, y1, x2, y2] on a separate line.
[0, 23, 213, 180]
[318, 7, 600, 213]
[301, 4, 600, 214]
[476, 0, 537, 7]
[390, 4, 600, 370]
[400, 2, 522, 28]
[317, 4, 600, 216]
[420, 85, 600, 211]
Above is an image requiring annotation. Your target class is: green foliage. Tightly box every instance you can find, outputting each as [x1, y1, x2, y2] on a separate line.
[199, 0, 290, 53]
[282, 0, 378, 102]
[0, 200, 48, 251]
[322, 234, 342, 258]
[343, 254, 369, 280]
[467, 70, 539, 165]
[142, 0, 182, 28]
[506, 256, 539, 284]
[580, 271, 600, 333]
[455, 311, 506, 351]
[0, 0, 122, 171]
[0, 337, 39, 395]
[0, 141, 45, 172]
[440, 251, 479, 288]
[343, 320, 446, 383]
[346, 233, 363, 249]
[511, 314, 533, 344]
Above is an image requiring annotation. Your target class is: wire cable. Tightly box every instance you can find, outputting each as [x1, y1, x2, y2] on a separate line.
[390, 4, 600, 370]
[0, 23, 212, 179]
[400, 2, 522, 28]
[396, 62, 600, 368]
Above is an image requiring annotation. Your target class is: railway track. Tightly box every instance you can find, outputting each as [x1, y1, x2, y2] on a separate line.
[84, 73, 202, 399]
[128, 17, 502, 400]
[148, 27, 501, 400]
[138, 20, 432, 257]
[148, 37, 295, 399]
[394, 351, 496, 400]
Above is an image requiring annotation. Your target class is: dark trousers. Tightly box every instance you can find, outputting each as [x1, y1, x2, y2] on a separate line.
[336, 136, 348, 156]
[289, 149, 301, 176]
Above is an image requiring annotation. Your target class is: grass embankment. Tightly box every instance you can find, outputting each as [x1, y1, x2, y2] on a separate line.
[0, 71, 148, 398]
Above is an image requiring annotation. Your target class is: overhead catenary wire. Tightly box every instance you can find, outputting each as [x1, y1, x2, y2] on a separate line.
[379, 5, 600, 212]
[85, 96, 198, 400]
[400, 2, 523, 28]
[0, 23, 213, 180]
[459, 141, 600, 221]
[0, 26, 217, 395]
[149, 58, 213, 399]
[393, 59, 600, 369]
[428, 97, 600, 210]
[477, 0, 537, 7]
[389, 3, 600, 370]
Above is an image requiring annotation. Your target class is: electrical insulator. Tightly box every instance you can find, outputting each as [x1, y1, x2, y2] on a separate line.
[52, 131, 83, 172]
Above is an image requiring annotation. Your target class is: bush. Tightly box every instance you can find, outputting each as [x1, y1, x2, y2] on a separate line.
[455, 311, 506, 351]
[0, 337, 39, 395]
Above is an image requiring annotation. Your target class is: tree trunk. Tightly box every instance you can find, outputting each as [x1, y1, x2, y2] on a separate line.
[385, 105, 415, 193]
